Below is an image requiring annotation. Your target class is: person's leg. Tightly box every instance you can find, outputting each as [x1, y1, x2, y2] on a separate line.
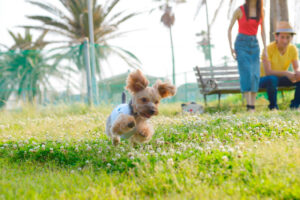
[279, 77, 300, 109]
[248, 37, 260, 110]
[244, 92, 251, 107]
[250, 92, 257, 106]
[235, 35, 254, 110]
[291, 81, 300, 109]
[259, 76, 279, 110]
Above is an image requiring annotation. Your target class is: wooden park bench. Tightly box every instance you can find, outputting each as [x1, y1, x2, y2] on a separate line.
[194, 66, 296, 106]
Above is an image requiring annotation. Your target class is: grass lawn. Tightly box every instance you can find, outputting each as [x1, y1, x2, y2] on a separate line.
[1, 102, 300, 199]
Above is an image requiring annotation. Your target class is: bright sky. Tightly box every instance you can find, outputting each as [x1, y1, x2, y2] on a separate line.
[0, 0, 299, 89]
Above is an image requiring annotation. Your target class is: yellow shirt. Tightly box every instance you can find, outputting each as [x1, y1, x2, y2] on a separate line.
[260, 42, 299, 77]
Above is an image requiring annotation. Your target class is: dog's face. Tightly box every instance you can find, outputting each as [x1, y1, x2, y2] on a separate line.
[126, 70, 176, 118]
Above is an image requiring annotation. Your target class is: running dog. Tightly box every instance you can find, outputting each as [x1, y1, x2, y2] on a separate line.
[105, 70, 176, 145]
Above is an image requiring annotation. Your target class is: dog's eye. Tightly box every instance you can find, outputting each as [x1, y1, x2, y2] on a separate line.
[155, 101, 159, 104]
[141, 97, 148, 103]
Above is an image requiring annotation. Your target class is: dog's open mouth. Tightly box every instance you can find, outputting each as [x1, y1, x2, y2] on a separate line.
[142, 112, 152, 118]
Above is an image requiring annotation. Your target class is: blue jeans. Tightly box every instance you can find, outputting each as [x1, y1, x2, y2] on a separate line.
[235, 34, 260, 92]
[259, 75, 300, 109]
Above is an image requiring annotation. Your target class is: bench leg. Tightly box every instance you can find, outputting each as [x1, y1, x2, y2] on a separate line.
[242, 93, 245, 106]
[281, 91, 284, 102]
[218, 93, 221, 107]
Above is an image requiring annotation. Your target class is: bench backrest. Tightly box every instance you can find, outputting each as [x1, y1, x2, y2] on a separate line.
[194, 66, 240, 93]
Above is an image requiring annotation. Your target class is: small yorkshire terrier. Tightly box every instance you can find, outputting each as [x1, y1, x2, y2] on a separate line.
[105, 70, 176, 145]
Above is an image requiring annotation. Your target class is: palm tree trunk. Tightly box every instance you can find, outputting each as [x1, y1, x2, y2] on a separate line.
[270, 0, 289, 42]
[169, 27, 175, 86]
[204, 0, 213, 77]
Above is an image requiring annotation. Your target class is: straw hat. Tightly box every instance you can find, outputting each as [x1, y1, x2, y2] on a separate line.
[274, 21, 296, 35]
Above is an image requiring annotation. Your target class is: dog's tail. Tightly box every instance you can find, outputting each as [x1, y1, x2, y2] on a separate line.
[122, 92, 126, 104]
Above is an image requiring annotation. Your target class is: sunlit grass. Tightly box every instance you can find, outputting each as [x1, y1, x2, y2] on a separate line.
[0, 103, 300, 199]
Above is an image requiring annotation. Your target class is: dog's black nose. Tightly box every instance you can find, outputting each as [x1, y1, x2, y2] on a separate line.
[128, 122, 135, 128]
[149, 109, 155, 115]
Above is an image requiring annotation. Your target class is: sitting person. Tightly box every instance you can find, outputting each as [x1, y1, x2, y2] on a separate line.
[259, 21, 300, 110]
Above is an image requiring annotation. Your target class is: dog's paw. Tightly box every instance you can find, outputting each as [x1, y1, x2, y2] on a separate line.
[138, 129, 148, 138]
[127, 120, 136, 128]
[113, 136, 120, 146]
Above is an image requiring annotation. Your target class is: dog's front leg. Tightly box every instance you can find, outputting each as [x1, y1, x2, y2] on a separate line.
[110, 114, 136, 145]
[130, 121, 154, 144]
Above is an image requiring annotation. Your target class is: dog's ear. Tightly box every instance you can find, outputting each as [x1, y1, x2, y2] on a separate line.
[126, 70, 149, 94]
[153, 80, 176, 98]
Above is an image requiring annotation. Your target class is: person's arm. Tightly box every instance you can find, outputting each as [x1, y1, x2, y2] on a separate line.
[260, 12, 267, 58]
[263, 58, 296, 82]
[292, 60, 300, 81]
[291, 46, 300, 81]
[228, 8, 241, 60]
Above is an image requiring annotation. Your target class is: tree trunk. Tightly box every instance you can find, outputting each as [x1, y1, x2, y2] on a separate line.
[270, 0, 289, 42]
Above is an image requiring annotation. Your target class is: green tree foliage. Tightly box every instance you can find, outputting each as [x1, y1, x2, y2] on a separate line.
[0, 29, 62, 107]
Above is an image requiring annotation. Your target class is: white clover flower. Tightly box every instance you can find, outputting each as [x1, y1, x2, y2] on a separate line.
[115, 153, 121, 158]
[70, 170, 75, 173]
[129, 156, 134, 160]
[195, 146, 203, 151]
[149, 150, 155, 155]
[227, 147, 234, 153]
[60, 146, 64, 149]
[13, 144, 17, 149]
[128, 152, 134, 157]
[167, 158, 174, 166]
[86, 146, 92, 151]
[29, 149, 34, 152]
[78, 167, 82, 171]
[41, 144, 46, 150]
[161, 151, 167, 156]
[85, 160, 89, 164]
[222, 156, 229, 162]
[265, 141, 271, 145]
[156, 148, 161, 153]
[107, 163, 111, 168]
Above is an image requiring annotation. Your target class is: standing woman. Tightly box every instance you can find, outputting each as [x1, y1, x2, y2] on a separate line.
[228, 0, 267, 112]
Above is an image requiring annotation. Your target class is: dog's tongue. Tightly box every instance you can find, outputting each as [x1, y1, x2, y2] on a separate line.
[143, 113, 151, 118]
